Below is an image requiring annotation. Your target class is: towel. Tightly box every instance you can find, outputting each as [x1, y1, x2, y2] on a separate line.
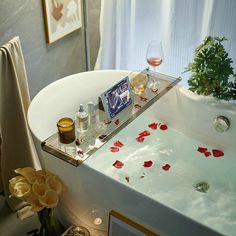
[0, 36, 41, 211]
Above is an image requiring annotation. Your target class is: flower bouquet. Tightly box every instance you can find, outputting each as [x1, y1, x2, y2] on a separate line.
[9, 167, 63, 236]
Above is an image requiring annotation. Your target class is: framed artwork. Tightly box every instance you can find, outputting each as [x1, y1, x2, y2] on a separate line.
[42, 0, 82, 43]
[99, 76, 133, 119]
[108, 210, 159, 236]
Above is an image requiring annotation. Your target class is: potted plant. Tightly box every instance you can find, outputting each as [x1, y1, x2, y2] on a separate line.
[184, 36, 236, 101]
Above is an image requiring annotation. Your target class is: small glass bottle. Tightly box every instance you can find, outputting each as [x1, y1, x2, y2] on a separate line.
[76, 104, 88, 132]
[88, 102, 97, 126]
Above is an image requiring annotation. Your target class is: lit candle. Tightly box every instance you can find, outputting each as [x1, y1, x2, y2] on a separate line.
[57, 117, 75, 144]
[93, 217, 102, 225]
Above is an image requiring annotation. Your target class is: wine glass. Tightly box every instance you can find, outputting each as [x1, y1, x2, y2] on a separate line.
[129, 71, 148, 95]
[146, 40, 164, 90]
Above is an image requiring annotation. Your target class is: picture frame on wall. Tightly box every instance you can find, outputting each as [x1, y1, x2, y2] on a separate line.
[108, 210, 159, 236]
[42, 0, 82, 44]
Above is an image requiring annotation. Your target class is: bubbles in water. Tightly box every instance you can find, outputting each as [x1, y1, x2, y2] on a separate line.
[194, 181, 210, 193]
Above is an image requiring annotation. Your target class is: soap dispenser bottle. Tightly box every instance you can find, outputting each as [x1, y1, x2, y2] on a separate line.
[76, 104, 88, 132]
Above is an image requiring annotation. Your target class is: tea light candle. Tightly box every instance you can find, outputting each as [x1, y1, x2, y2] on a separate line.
[93, 217, 102, 225]
[57, 117, 75, 144]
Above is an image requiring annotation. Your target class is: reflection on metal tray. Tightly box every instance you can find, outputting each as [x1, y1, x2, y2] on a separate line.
[42, 68, 181, 166]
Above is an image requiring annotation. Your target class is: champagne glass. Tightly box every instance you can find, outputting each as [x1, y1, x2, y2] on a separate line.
[146, 40, 164, 91]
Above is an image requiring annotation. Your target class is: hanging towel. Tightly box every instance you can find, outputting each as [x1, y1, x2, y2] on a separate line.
[0, 36, 41, 211]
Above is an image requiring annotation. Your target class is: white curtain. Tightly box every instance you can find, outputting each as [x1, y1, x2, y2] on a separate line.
[95, 0, 236, 87]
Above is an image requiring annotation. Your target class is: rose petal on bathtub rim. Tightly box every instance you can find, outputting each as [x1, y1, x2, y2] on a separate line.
[114, 119, 120, 125]
[140, 96, 148, 101]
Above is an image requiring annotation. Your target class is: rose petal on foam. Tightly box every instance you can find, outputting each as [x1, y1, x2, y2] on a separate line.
[136, 136, 145, 143]
[148, 123, 158, 130]
[162, 164, 171, 171]
[160, 124, 168, 130]
[114, 140, 124, 148]
[112, 160, 124, 169]
[212, 149, 224, 158]
[110, 147, 120, 153]
[204, 151, 211, 157]
[139, 130, 151, 137]
[143, 161, 153, 168]
[39, 190, 59, 208]
[197, 147, 208, 153]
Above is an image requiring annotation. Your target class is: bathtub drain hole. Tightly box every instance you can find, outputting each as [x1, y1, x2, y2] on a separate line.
[194, 181, 210, 193]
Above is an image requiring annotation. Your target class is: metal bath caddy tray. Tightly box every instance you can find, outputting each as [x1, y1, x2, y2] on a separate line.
[42, 69, 181, 166]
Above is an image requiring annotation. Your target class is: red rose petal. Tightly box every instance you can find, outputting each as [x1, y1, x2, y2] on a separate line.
[160, 124, 168, 130]
[134, 104, 142, 109]
[162, 164, 171, 171]
[110, 147, 119, 153]
[204, 151, 211, 157]
[197, 147, 208, 153]
[148, 123, 158, 130]
[143, 161, 153, 168]
[112, 160, 124, 169]
[75, 139, 80, 146]
[125, 177, 130, 183]
[139, 130, 151, 137]
[136, 136, 145, 142]
[114, 140, 124, 148]
[114, 119, 120, 125]
[77, 150, 84, 157]
[212, 149, 224, 158]
[151, 87, 158, 93]
[140, 96, 148, 101]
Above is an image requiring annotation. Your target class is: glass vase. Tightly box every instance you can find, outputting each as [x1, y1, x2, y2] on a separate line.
[38, 208, 57, 236]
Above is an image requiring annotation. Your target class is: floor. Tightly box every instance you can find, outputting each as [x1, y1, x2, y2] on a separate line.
[0, 194, 40, 236]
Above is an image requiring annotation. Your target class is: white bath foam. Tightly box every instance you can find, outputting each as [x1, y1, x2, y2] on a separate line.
[86, 110, 236, 236]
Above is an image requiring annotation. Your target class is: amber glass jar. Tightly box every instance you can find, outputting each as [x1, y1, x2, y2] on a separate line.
[57, 117, 75, 144]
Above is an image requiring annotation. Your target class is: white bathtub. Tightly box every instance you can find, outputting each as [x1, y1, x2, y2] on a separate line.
[28, 70, 236, 236]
